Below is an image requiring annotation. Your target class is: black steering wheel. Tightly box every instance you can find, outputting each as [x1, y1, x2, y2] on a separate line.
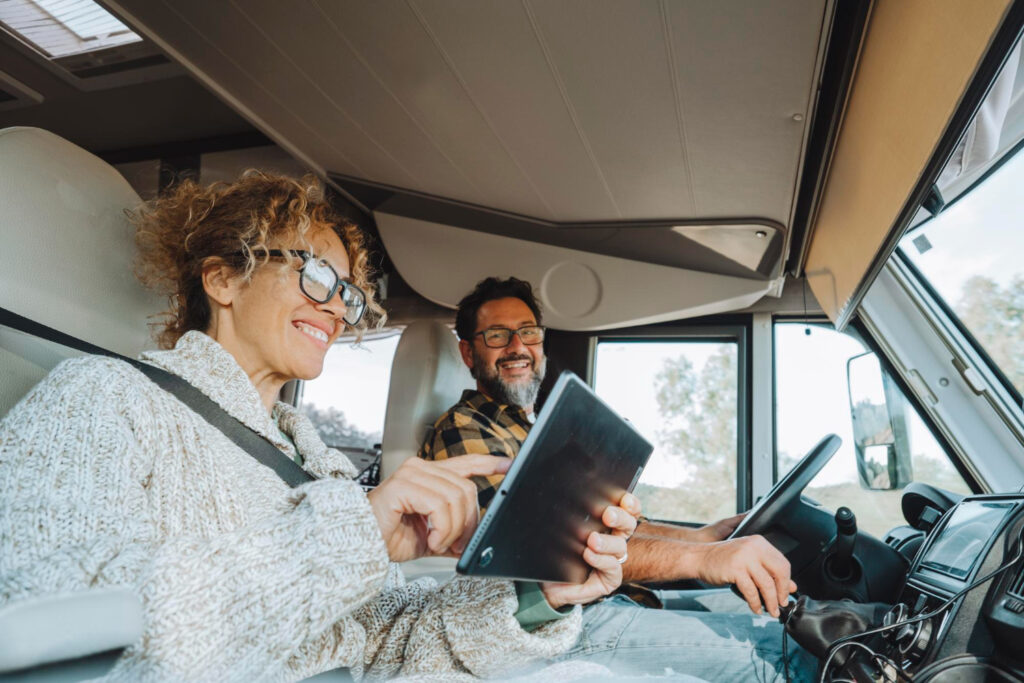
[729, 434, 841, 541]
[725, 433, 907, 603]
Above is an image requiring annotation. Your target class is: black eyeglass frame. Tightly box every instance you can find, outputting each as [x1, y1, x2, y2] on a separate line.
[472, 325, 546, 348]
[253, 249, 367, 326]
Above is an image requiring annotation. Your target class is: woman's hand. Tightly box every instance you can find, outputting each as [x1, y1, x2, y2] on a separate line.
[366, 455, 510, 563]
[540, 492, 641, 609]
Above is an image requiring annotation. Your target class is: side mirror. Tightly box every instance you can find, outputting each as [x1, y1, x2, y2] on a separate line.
[846, 353, 913, 490]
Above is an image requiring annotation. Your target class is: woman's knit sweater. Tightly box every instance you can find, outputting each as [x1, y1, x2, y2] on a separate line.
[0, 331, 581, 681]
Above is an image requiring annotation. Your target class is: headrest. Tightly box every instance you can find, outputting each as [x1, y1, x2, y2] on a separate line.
[380, 320, 474, 477]
[0, 127, 162, 356]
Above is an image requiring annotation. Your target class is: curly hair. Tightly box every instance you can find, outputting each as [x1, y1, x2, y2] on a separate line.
[132, 170, 385, 349]
[454, 277, 542, 341]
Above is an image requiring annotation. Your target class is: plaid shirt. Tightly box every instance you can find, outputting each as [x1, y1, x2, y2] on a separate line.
[418, 390, 532, 512]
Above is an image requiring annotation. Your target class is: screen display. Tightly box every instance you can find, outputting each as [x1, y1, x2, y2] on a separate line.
[920, 501, 1016, 580]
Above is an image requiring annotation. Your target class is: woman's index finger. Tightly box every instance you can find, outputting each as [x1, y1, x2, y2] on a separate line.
[434, 454, 512, 478]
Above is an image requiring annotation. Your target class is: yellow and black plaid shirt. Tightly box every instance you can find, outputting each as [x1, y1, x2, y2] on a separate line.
[418, 390, 532, 512]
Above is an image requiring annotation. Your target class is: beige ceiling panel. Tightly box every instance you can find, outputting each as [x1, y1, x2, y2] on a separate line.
[410, 0, 625, 221]
[377, 213, 774, 331]
[106, 0, 363, 178]
[524, 0, 695, 220]
[662, 0, 824, 223]
[309, 1, 553, 219]
[165, 0, 446, 190]
[106, 0, 829, 234]
[805, 0, 1011, 326]
[234, 1, 505, 204]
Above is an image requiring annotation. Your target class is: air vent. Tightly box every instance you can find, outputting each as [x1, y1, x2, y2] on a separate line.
[0, 0, 177, 86]
[1009, 565, 1024, 599]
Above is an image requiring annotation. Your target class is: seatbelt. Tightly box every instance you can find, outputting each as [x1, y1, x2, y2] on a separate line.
[0, 307, 314, 488]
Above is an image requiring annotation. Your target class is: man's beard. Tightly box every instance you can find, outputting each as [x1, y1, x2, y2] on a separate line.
[472, 350, 546, 409]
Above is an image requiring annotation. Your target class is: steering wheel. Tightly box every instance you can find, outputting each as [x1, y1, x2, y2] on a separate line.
[726, 433, 908, 603]
[729, 434, 841, 540]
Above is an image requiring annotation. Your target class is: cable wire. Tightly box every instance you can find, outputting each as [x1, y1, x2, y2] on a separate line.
[818, 531, 1024, 682]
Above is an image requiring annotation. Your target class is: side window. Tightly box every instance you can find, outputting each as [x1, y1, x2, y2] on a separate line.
[775, 322, 971, 537]
[299, 333, 400, 454]
[593, 339, 739, 522]
[898, 144, 1024, 402]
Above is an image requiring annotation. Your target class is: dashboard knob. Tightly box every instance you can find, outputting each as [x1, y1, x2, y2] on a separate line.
[883, 603, 909, 630]
[895, 618, 934, 661]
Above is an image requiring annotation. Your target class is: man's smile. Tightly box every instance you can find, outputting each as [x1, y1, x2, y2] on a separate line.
[497, 356, 533, 379]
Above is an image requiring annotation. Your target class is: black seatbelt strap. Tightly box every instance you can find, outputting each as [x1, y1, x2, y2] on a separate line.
[0, 307, 314, 488]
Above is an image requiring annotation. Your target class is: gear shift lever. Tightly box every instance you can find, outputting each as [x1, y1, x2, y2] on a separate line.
[826, 506, 858, 582]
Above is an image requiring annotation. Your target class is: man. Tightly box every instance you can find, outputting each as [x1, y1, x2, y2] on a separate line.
[419, 276, 816, 681]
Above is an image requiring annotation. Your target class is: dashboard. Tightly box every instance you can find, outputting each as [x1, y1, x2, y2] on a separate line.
[838, 494, 1024, 682]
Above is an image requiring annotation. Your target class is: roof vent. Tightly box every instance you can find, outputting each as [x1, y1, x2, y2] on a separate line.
[0, 0, 173, 82]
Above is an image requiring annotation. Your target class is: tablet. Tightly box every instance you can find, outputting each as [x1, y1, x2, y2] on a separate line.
[456, 371, 653, 583]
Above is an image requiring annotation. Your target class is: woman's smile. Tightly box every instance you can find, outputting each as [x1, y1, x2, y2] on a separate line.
[293, 319, 332, 348]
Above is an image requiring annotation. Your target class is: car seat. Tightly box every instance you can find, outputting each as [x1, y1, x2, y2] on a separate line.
[380, 319, 474, 580]
[0, 127, 162, 678]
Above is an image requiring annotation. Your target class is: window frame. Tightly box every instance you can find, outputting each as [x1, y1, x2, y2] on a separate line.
[858, 261, 1024, 491]
[895, 244, 1024, 410]
[589, 318, 752, 517]
[886, 254, 1024, 439]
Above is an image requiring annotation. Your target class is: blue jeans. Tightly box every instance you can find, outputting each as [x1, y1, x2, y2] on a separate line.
[553, 593, 819, 682]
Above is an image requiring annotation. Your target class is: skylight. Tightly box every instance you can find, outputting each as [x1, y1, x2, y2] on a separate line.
[0, 0, 142, 59]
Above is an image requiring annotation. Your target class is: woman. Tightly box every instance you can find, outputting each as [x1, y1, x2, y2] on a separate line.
[0, 172, 637, 681]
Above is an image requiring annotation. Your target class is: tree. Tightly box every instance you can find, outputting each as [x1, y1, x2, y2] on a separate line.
[955, 275, 1024, 396]
[301, 404, 380, 450]
[643, 348, 738, 521]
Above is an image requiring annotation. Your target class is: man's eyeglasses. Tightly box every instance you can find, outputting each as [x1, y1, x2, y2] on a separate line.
[473, 325, 545, 348]
[256, 249, 367, 326]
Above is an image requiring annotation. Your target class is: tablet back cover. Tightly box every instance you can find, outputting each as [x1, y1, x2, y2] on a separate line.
[456, 372, 652, 583]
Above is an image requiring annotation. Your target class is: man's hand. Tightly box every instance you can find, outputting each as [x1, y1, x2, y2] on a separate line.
[695, 534, 796, 617]
[693, 512, 747, 543]
[540, 492, 641, 609]
[367, 455, 511, 563]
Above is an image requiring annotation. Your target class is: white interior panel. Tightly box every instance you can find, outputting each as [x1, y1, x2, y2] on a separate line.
[376, 213, 774, 331]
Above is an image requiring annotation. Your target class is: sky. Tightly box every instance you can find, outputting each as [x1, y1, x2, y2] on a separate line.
[301, 333, 400, 438]
[900, 149, 1024, 298]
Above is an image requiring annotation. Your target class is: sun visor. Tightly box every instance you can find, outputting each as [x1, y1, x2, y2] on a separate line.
[375, 213, 776, 332]
[804, 0, 1013, 328]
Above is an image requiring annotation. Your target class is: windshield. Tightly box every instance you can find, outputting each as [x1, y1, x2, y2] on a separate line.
[897, 144, 1024, 401]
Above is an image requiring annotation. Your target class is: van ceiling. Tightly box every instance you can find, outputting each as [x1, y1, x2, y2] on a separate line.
[104, 0, 829, 246]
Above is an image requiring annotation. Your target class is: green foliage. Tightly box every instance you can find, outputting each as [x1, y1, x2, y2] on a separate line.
[955, 275, 1024, 395]
[301, 403, 380, 450]
[646, 348, 738, 521]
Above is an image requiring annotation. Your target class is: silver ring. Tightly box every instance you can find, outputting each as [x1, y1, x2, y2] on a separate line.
[616, 551, 628, 565]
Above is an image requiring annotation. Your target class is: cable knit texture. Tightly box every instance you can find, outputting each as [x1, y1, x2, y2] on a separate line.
[0, 331, 581, 681]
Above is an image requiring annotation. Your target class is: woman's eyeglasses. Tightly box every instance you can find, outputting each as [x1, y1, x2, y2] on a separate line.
[473, 325, 545, 348]
[254, 249, 367, 326]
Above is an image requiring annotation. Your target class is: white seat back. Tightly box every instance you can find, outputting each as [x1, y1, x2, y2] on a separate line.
[380, 320, 474, 478]
[0, 127, 162, 417]
[0, 127, 156, 672]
